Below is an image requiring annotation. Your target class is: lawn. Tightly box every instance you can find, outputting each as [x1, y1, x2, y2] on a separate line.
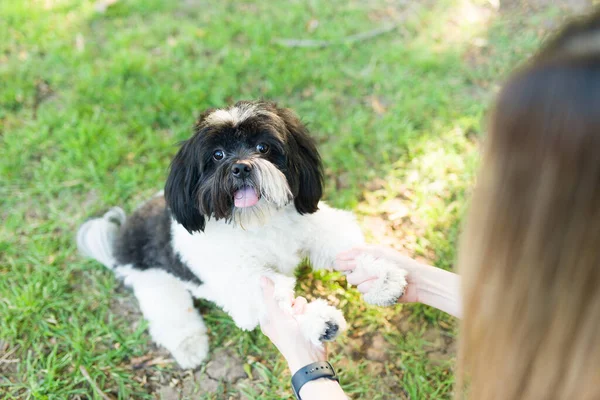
[0, 0, 577, 399]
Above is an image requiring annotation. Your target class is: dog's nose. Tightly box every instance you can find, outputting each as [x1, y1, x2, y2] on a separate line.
[232, 162, 252, 178]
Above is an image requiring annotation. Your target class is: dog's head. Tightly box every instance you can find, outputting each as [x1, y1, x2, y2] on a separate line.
[165, 101, 323, 233]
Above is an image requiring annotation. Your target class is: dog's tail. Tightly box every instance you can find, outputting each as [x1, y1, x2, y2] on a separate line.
[77, 207, 126, 269]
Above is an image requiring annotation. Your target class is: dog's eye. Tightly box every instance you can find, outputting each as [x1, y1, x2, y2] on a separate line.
[213, 150, 225, 161]
[256, 143, 270, 154]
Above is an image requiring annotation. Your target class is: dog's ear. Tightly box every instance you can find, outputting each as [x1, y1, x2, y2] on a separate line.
[278, 107, 323, 214]
[164, 137, 206, 233]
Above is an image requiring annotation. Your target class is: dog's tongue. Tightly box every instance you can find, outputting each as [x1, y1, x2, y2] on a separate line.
[234, 186, 259, 208]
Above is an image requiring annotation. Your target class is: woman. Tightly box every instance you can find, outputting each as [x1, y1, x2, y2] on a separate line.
[260, 11, 600, 400]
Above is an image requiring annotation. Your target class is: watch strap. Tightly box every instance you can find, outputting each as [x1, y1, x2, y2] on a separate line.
[291, 361, 338, 400]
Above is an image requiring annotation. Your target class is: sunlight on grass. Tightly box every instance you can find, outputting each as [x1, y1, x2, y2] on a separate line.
[0, 0, 573, 398]
[436, 0, 498, 47]
[357, 123, 479, 259]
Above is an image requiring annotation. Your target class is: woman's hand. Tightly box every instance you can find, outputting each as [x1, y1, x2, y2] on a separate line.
[259, 277, 326, 374]
[336, 245, 462, 318]
[335, 245, 422, 303]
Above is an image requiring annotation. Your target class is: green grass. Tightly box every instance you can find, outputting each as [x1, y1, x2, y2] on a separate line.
[1, 0, 564, 398]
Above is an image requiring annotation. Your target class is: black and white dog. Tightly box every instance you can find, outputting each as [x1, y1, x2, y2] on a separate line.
[77, 101, 407, 369]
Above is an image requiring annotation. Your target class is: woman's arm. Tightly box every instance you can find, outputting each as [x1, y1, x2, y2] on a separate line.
[296, 379, 348, 400]
[259, 277, 348, 400]
[412, 263, 461, 318]
[336, 246, 462, 318]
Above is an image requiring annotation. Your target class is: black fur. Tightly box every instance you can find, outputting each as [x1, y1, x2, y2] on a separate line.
[277, 107, 323, 215]
[164, 135, 207, 233]
[113, 196, 202, 285]
[164, 100, 323, 233]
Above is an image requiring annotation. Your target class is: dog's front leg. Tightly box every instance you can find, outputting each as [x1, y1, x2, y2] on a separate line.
[303, 202, 409, 306]
[303, 202, 365, 271]
[259, 273, 346, 345]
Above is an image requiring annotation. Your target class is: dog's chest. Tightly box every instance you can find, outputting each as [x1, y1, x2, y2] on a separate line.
[172, 214, 307, 281]
[248, 225, 304, 274]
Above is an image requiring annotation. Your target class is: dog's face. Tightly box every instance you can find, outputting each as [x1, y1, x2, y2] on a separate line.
[165, 101, 323, 233]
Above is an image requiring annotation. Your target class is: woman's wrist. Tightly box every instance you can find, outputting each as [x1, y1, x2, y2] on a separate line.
[414, 264, 462, 318]
[290, 361, 347, 400]
[298, 377, 347, 400]
[286, 352, 326, 375]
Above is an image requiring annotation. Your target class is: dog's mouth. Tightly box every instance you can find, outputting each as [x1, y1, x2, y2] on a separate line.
[233, 185, 259, 208]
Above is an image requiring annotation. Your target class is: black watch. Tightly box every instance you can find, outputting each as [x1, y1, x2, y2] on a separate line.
[291, 361, 339, 400]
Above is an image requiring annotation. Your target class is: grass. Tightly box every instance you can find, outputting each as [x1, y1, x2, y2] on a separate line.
[0, 0, 567, 398]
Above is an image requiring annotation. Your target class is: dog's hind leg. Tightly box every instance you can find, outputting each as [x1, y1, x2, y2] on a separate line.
[120, 267, 209, 369]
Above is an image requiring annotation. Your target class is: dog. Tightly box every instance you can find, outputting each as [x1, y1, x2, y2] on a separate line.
[77, 100, 407, 369]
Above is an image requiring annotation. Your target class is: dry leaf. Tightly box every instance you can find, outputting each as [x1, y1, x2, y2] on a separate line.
[75, 33, 85, 52]
[306, 19, 319, 33]
[302, 87, 315, 98]
[131, 354, 173, 369]
[130, 354, 153, 367]
[94, 0, 118, 13]
[146, 357, 173, 367]
[370, 96, 387, 115]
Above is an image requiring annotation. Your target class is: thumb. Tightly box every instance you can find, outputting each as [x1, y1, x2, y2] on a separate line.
[260, 276, 274, 294]
[260, 276, 278, 313]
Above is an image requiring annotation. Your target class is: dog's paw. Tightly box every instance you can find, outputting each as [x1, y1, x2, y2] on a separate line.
[355, 254, 408, 307]
[171, 331, 210, 369]
[296, 299, 347, 346]
[321, 321, 340, 341]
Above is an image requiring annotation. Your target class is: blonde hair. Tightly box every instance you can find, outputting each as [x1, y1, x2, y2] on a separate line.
[456, 12, 600, 400]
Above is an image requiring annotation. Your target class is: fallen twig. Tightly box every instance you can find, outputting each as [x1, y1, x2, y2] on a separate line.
[0, 345, 19, 363]
[130, 355, 173, 370]
[79, 365, 115, 400]
[273, 24, 399, 48]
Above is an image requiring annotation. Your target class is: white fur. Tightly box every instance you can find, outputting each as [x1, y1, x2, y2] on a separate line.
[76, 207, 125, 269]
[172, 202, 363, 331]
[353, 254, 408, 306]
[252, 158, 293, 208]
[296, 299, 347, 347]
[118, 267, 209, 368]
[79, 201, 366, 369]
[205, 104, 281, 127]
[205, 104, 256, 126]
[230, 159, 293, 228]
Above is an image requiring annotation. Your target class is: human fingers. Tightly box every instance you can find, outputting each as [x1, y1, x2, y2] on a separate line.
[292, 296, 308, 314]
[336, 245, 396, 266]
[260, 276, 279, 315]
[334, 259, 357, 272]
[346, 267, 377, 286]
[357, 279, 377, 294]
[335, 247, 368, 261]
